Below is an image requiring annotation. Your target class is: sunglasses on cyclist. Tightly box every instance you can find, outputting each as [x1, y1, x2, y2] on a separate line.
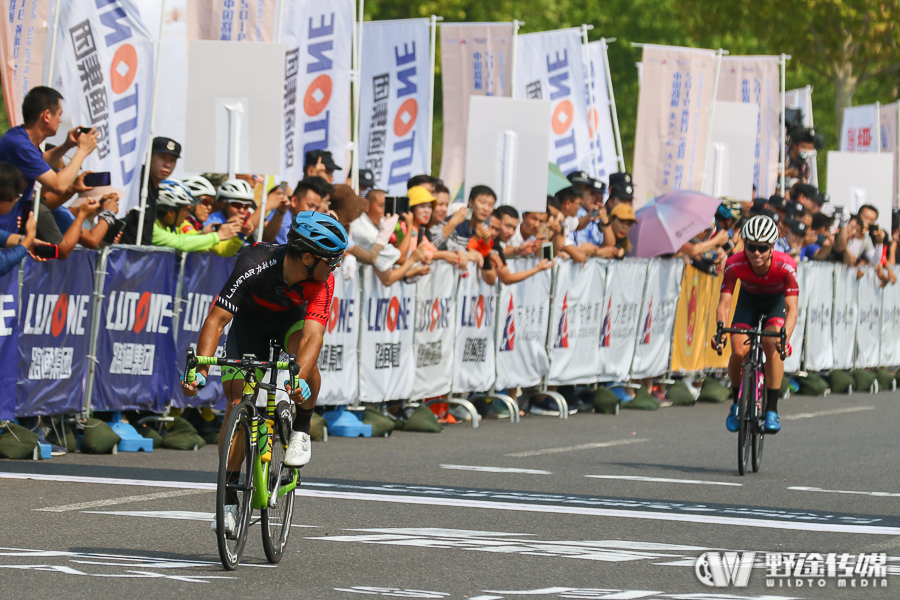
[312, 254, 342, 269]
[745, 243, 772, 254]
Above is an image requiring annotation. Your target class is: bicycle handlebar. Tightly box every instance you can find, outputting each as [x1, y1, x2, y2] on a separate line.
[714, 321, 788, 360]
[183, 347, 301, 389]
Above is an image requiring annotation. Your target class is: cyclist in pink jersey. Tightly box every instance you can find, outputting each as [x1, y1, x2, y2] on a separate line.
[712, 216, 799, 433]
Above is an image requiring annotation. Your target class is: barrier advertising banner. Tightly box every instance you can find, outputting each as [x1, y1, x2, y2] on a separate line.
[716, 56, 781, 197]
[93, 248, 177, 412]
[832, 265, 857, 370]
[881, 266, 900, 367]
[187, 0, 276, 42]
[704, 272, 731, 371]
[173, 252, 236, 409]
[358, 267, 415, 402]
[359, 19, 432, 195]
[632, 45, 719, 207]
[0, 0, 50, 126]
[495, 258, 550, 390]
[548, 259, 605, 385]
[855, 268, 881, 368]
[586, 41, 619, 182]
[598, 259, 648, 381]
[318, 257, 360, 405]
[783, 261, 810, 373]
[281, 0, 353, 189]
[840, 104, 879, 153]
[515, 29, 591, 176]
[16, 251, 95, 416]
[671, 266, 712, 372]
[631, 259, 684, 379]
[804, 261, 835, 371]
[0, 268, 18, 421]
[452, 263, 496, 393]
[411, 262, 458, 399]
[439, 23, 514, 194]
[54, 0, 155, 215]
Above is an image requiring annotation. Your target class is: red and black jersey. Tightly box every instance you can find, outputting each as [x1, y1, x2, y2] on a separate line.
[721, 250, 799, 297]
[215, 243, 334, 326]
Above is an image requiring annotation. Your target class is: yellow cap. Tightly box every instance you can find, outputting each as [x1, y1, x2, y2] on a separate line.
[408, 185, 437, 207]
[610, 203, 637, 222]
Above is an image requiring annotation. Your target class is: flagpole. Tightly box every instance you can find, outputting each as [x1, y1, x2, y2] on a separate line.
[601, 38, 626, 173]
[510, 20, 521, 95]
[581, 24, 598, 178]
[350, 0, 365, 192]
[700, 48, 726, 192]
[426, 15, 442, 175]
[33, 0, 65, 223]
[779, 53, 786, 196]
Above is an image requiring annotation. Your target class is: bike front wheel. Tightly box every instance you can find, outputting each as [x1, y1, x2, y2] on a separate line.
[261, 404, 296, 564]
[737, 368, 754, 476]
[216, 401, 255, 571]
[751, 372, 766, 473]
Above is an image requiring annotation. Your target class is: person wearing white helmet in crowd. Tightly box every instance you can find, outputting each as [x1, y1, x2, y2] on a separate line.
[152, 180, 240, 252]
[178, 176, 245, 257]
[206, 178, 256, 231]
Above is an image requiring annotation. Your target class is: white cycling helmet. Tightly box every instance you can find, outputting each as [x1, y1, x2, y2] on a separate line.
[180, 175, 217, 200]
[216, 178, 256, 203]
[741, 215, 779, 245]
[157, 180, 194, 208]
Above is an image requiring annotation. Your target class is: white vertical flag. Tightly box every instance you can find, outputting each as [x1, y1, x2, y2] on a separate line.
[586, 41, 619, 182]
[840, 104, 880, 152]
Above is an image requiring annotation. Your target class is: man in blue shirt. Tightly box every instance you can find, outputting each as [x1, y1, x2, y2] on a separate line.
[0, 86, 97, 232]
[263, 177, 333, 244]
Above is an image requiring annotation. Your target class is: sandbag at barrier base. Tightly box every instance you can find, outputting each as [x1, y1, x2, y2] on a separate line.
[665, 381, 696, 407]
[323, 407, 372, 438]
[592, 387, 621, 414]
[45, 420, 77, 452]
[0, 422, 46, 460]
[310, 412, 327, 442]
[79, 419, 121, 454]
[399, 404, 443, 433]
[160, 418, 206, 451]
[622, 387, 660, 411]
[697, 378, 731, 403]
[875, 369, 897, 391]
[361, 407, 395, 437]
[852, 369, 877, 394]
[828, 370, 854, 394]
[795, 373, 829, 396]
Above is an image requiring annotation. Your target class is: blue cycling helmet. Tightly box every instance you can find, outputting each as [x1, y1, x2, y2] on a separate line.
[288, 211, 348, 257]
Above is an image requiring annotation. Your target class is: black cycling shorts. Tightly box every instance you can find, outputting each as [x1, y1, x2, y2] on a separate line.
[731, 292, 786, 330]
[222, 310, 305, 382]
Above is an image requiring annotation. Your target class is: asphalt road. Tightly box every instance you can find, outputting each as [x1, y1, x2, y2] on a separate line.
[1, 390, 899, 599]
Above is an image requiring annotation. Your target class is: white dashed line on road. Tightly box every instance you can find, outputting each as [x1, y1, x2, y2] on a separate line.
[506, 438, 649, 457]
[788, 486, 900, 498]
[34, 489, 211, 512]
[781, 406, 875, 420]
[585, 475, 742, 487]
[441, 465, 551, 475]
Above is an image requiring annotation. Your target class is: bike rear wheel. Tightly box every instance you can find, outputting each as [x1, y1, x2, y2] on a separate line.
[261, 406, 296, 564]
[216, 401, 255, 570]
[751, 372, 766, 473]
[737, 368, 753, 476]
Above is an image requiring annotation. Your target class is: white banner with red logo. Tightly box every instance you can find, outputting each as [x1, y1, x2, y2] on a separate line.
[54, 0, 155, 214]
[785, 86, 818, 186]
[631, 259, 684, 379]
[318, 257, 360, 405]
[548, 259, 605, 385]
[0, 0, 51, 126]
[281, 0, 353, 187]
[880, 266, 900, 367]
[832, 264, 857, 371]
[186, 0, 276, 42]
[515, 28, 591, 176]
[359, 19, 432, 195]
[586, 41, 619, 182]
[840, 104, 880, 153]
[716, 56, 781, 197]
[598, 259, 648, 381]
[358, 266, 416, 403]
[783, 260, 810, 373]
[855, 267, 881, 369]
[452, 263, 496, 393]
[411, 262, 458, 400]
[632, 45, 719, 207]
[439, 23, 514, 194]
[803, 261, 834, 371]
[495, 258, 550, 390]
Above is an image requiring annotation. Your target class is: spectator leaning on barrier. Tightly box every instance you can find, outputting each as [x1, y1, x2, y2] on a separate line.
[447, 184, 497, 267]
[799, 212, 836, 261]
[119, 136, 180, 245]
[264, 176, 333, 244]
[791, 182, 821, 215]
[423, 183, 456, 251]
[481, 205, 553, 286]
[304, 149, 341, 183]
[406, 185, 467, 270]
[606, 172, 634, 213]
[178, 176, 245, 258]
[152, 181, 240, 252]
[0, 163, 37, 275]
[607, 204, 636, 257]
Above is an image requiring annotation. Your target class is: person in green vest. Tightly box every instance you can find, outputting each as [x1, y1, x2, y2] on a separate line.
[152, 180, 240, 252]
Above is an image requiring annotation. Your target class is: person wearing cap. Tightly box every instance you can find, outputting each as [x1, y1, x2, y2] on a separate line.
[153, 180, 240, 252]
[358, 169, 376, 196]
[606, 204, 637, 256]
[304, 150, 341, 183]
[404, 185, 467, 270]
[178, 176, 246, 257]
[119, 136, 183, 245]
[263, 176, 333, 244]
[406, 174, 440, 193]
[606, 172, 635, 212]
[790, 182, 821, 215]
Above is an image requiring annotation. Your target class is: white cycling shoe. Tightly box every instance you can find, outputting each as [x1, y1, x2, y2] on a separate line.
[211, 504, 240, 539]
[284, 431, 311, 467]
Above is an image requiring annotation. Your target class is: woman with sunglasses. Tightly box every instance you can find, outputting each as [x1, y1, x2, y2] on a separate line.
[711, 215, 799, 435]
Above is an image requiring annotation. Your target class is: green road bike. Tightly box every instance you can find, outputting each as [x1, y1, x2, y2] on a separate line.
[184, 344, 301, 570]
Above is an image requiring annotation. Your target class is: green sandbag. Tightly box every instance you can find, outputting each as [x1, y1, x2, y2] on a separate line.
[45, 422, 77, 452]
[623, 387, 660, 411]
[0, 422, 40, 460]
[392, 418, 406, 431]
[81, 418, 121, 454]
[798, 373, 829, 396]
[361, 407, 395, 437]
[403, 404, 443, 433]
[828, 370, 853, 394]
[160, 417, 205, 450]
[780, 376, 791, 397]
[201, 432, 219, 445]
[697, 377, 731, 403]
[875, 368, 896, 391]
[309, 412, 327, 442]
[665, 381, 695, 407]
[852, 368, 877, 393]
[592, 386, 621, 414]
[135, 424, 164, 446]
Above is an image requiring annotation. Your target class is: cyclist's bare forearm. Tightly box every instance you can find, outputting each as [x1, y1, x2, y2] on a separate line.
[783, 295, 798, 342]
[716, 293, 732, 332]
[288, 320, 325, 384]
[196, 306, 233, 376]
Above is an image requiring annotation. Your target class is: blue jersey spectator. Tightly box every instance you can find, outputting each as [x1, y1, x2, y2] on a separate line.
[0, 163, 36, 275]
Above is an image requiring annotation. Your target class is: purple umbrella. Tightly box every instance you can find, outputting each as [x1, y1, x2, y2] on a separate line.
[629, 190, 722, 258]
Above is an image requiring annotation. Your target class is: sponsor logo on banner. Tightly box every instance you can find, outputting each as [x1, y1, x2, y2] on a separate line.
[0, 293, 14, 336]
[640, 298, 653, 344]
[555, 293, 602, 349]
[180, 293, 215, 332]
[554, 293, 569, 348]
[366, 296, 411, 332]
[600, 297, 612, 347]
[22, 293, 91, 380]
[319, 294, 355, 372]
[105, 291, 173, 334]
[685, 275, 699, 355]
[459, 293, 493, 364]
[499, 296, 515, 352]
[415, 297, 451, 333]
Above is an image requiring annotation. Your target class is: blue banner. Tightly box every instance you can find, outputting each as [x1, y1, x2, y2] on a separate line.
[0, 267, 19, 421]
[172, 252, 237, 409]
[93, 248, 178, 412]
[16, 251, 96, 416]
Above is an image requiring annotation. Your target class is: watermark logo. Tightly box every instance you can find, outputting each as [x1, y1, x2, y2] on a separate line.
[695, 551, 755, 587]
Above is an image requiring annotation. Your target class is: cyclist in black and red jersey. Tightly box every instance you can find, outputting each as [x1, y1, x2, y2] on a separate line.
[182, 211, 347, 474]
[711, 215, 799, 434]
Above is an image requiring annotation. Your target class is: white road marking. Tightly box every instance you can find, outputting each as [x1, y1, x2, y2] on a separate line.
[506, 438, 649, 457]
[585, 475, 741, 487]
[781, 406, 875, 420]
[83, 509, 318, 527]
[441, 465, 551, 475]
[5, 471, 898, 535]
[35, 489, 210, 512]
[788, 486, 900, 498]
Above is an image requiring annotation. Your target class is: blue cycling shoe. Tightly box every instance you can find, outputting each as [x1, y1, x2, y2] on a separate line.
[726, 404, 740, 432]
[764, 411, 781, 434]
